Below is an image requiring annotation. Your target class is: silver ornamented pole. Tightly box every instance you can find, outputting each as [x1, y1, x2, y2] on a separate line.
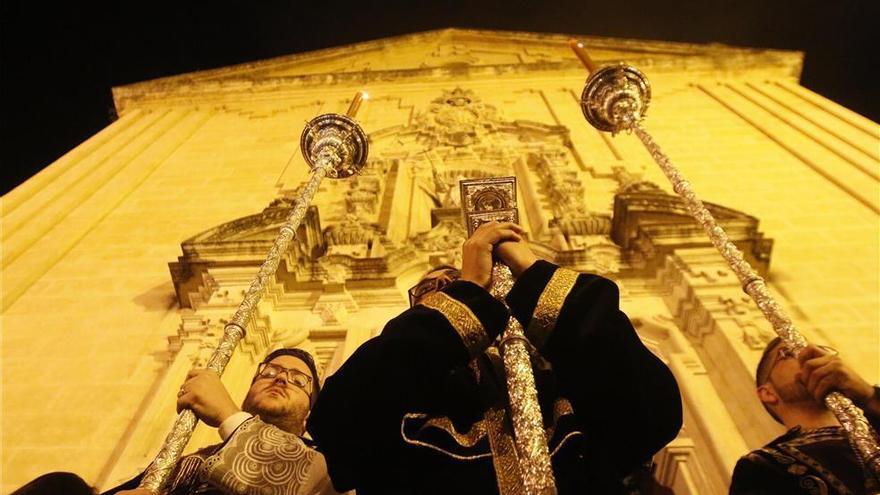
[460, 178, 558, 495]
[139, 92, 370, 494]
[491, 264, 558, 495]
[569, 40, 880, 478]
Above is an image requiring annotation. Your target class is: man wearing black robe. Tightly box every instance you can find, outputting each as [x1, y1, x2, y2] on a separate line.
[729, 337, 880, 495]
[307, 221, 683, 494]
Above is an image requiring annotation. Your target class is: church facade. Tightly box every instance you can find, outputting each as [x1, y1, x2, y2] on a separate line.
[2, 29, 877, 493]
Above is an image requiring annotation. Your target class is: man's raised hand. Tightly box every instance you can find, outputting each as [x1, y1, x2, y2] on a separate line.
[460, 221, 524, 288]
[495, 236, 538, 278]
[176, 369, 241, 427]
[796, 345, 880, 419]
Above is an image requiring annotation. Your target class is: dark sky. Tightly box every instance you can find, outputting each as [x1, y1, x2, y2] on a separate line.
[2, 0, 877, 195]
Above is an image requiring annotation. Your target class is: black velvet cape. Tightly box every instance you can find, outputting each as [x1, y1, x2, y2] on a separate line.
[308, 261, 683, 494]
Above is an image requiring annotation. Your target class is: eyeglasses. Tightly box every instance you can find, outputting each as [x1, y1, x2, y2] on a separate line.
[408, 268, 461, 307]
[760, 344, 838, 384]
[256, 362, 313, 395]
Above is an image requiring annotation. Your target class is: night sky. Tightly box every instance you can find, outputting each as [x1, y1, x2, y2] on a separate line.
[2, 0, 877, 195]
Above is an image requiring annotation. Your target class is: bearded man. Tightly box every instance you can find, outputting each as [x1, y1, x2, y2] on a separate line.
[730, 338, 880, 494]
[108, 347, 341, 495]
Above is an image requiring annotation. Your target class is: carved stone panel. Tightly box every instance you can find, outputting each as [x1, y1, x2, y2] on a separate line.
[612, 184, 773, 278]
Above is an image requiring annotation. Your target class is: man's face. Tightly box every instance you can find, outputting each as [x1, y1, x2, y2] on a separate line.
[408, 267, 461, 306]
[242, 355, 313, 427]
[761, 341, 813, 405]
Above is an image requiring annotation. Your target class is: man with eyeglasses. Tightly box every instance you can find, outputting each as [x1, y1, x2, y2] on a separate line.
[307, 221, 683, 494]
[730, 337, 880, 494]
[107, 348, 343, 495]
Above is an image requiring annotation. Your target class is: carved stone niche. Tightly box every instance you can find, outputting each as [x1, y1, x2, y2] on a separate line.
[430, 207, 463, 226]
[611, 183, 773, 277]
[168, 202, 325, 309]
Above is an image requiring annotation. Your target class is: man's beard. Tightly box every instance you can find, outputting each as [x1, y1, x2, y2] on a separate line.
[770, 376, 816, 405]
[243, 392, 307, 434]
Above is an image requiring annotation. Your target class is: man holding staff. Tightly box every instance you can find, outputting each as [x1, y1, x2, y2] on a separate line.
[108, 348, 342, 495]
[730, 338, 880, 494]
[307, 221, 683, 494]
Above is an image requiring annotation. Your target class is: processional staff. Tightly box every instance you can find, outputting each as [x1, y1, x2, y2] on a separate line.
[567, 40, 880, 478]
[138, 92, 371, 494]
[460, 178, 558, 495]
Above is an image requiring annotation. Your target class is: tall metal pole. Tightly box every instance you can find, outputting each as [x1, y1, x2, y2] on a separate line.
[460, 177, 558, 495]
[490, 264, 558, 495]
[569, 39, 880, 478]
[139, 92, 370, 493]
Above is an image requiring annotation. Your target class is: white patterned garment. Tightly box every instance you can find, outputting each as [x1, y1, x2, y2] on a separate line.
[201, 417, 344, 495]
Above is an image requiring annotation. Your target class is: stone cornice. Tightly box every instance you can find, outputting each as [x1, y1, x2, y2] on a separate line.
[611, 185, 773, 278]
[112, 28, 803, 114]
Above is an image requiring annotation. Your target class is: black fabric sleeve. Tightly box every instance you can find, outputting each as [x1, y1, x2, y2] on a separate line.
[100, 474, 142, 495]
[866, 396, 880, 432]
[729, 456, 792, 495]
[506, 260, 683, 478]
[307, 280, 507, 492]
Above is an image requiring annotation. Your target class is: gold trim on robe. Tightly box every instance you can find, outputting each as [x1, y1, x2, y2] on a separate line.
[525, 268, 579, 349]
[420, 291, 491, 358]
[400, 398, 582, 464]
[400, 413, 493, 461]
[484, 406, 525, 495]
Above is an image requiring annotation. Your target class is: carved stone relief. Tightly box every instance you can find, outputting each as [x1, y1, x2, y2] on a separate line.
[167, 315, 219, 366]
[164, 87, 784, 445]
[375, 87, 623, 274]
[658, 248, 776, 350]
[167, 86, 779, 371]
[611, 184, 773, 278]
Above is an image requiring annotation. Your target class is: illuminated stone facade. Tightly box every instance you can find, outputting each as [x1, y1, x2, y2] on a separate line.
[2, 29, 877, 493]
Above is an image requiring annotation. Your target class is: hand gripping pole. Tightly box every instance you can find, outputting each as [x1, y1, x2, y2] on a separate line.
[138, 92, 370, 493]
[569, 39, 880, 479]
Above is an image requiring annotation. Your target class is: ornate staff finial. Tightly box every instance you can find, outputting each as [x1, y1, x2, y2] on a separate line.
[570, 40, 651, 134]
[139, 91, 370, 494]
[301, 91, 370, 178]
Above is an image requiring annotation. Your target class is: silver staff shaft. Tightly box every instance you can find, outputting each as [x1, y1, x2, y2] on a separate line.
[139, 92, 370, 493]
[490, 263, 558, 495]
[458, 176, 557, 494]
[569, 41, 880, 478]
[138, 164, 328, 493]
[630, 122, 880, 478]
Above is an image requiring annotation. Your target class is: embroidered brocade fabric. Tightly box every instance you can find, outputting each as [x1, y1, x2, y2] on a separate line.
[484, 406, 526, 494]
[526, 268, 579, 349]
[420, 291, 490, 358]
[164, 445, 221, 495]
[732, 426, 878, 495]
[414, 268, 583, 495]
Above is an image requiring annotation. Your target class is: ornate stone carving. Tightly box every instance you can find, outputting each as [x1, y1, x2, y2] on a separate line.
[415, 88, 499, 148]
[658, 248, 781, 348]
[169, 202, 325, 309]
[167, 315, 214, 360]
[411, 220, 467, 252]
[531, 152, 588, 219]
[312, 290, 359, 327]
[612, 185, 773, 277]
[324, 217, 377, 256]
[345, 175, 382, 217]
[426, 165, 495, 208]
